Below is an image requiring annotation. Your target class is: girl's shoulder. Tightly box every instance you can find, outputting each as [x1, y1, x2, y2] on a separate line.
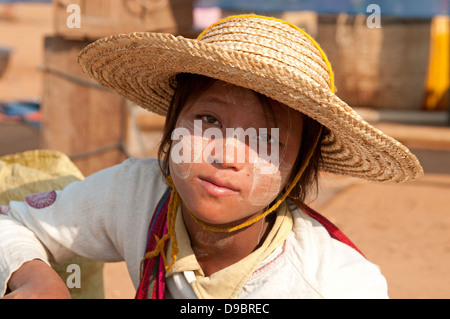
[286, 204, 389, 298]
[117, 157, 161, 173]
[77, 157, 168, 208]
[96, 157, 165, 185]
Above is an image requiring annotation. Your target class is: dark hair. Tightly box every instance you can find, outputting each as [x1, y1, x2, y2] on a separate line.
[157, 73, 328, 204]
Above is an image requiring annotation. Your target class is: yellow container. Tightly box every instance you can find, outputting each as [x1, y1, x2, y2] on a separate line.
[0, 150, 105, 299]
[424, 15, 450, 110]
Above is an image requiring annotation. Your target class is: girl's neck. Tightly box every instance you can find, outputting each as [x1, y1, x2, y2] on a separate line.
[181, 205, 274, 277]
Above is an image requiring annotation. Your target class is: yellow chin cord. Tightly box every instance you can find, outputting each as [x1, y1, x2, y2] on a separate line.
[140, 127, 322, 274]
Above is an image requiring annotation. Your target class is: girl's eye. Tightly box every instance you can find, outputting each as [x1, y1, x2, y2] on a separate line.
[201, 115, 221, 127]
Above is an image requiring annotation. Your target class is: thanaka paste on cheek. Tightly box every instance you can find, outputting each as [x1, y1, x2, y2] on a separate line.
[247, 110, 295, 207]
[170, 149, 192, 180]
[247, 157, 293, 207]
[170, 119, 195, 180]
[170, 138, 217, 181]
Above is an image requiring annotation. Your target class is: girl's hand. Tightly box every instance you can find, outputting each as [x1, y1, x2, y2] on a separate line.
[3, 259, 71, 299]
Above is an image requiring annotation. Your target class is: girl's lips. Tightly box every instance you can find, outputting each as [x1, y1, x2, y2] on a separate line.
[197, 176, 240, 197]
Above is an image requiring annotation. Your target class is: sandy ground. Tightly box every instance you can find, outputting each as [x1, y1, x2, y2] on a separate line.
[1, 3, 449, 299]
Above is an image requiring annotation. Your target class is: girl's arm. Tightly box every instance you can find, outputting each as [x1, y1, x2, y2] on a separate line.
[2, 260, 71, 299]
[0, 158, 166, 297]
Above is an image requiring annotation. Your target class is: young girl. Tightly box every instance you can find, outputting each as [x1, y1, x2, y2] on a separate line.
[0, 15, 423, 299]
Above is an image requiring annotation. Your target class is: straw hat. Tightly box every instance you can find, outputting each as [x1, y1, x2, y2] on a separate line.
[78, 14, 423, 183]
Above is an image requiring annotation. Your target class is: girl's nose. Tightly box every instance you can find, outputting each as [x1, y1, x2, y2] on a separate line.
[205, 137, 247, 171]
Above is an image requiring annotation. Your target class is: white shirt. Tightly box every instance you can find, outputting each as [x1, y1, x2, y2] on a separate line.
[0, 158, 388, 298]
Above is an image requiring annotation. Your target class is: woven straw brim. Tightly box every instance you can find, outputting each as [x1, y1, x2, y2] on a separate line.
[78, 23, 423, 183]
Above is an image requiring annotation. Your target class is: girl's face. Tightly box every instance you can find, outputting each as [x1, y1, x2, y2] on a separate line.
[169, 80, 303, 226]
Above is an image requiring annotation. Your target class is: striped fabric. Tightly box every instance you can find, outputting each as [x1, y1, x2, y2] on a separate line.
[135, 188, 171, 299]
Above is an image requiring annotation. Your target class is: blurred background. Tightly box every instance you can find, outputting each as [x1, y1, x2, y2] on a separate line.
[0, 0, 449, 299]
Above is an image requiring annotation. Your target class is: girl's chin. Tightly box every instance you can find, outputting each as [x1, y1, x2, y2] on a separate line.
[183, 204, 264, 228]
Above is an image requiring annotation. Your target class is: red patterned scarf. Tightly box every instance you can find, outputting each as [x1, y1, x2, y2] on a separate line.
[135, 187, 171, 299]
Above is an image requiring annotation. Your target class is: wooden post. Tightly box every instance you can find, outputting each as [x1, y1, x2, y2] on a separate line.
[54, 0, 194, 40]
[41, 36, 128, 176]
